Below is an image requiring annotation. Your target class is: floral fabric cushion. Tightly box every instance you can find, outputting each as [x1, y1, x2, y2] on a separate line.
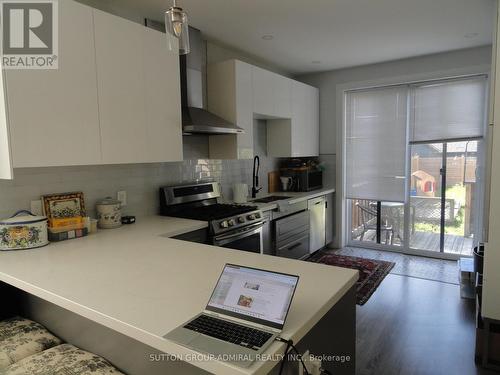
[0, 317, 62, 370]
[3, 344, 125, 375]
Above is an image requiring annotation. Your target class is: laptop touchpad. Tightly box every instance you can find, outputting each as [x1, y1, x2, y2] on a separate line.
[189, 336, 235, 355]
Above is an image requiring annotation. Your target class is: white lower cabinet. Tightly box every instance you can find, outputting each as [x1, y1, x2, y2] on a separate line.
[1, 0, 182, 173]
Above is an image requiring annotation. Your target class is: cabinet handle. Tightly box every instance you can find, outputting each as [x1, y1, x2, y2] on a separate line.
[325, 201, 328, 209]
[287, 242, 302, 251]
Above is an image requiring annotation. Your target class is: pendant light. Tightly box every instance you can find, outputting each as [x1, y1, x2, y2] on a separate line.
[165, 0, 190, 55]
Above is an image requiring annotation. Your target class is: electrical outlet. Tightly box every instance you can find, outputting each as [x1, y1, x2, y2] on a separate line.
[30, 200, 43, 216]
[117, 190, 127, 206]
[299, 350, 322, 375]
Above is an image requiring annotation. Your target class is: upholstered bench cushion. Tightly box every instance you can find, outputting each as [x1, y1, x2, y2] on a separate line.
[3, 344, 125, 375]
[0, 317, 62, 369]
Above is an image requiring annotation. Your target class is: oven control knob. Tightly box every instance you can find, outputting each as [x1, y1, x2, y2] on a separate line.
[255, 213, 261, 219]
[238, 217, 245, 223]
[248, 214, 256, 220]
[220, 221, 229, 228]
[228, 219, 236, 227]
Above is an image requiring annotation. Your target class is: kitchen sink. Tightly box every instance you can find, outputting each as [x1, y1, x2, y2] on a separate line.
[252, 196, 292, 203]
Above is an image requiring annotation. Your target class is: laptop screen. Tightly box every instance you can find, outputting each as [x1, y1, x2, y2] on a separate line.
[206, 264, 299, 330]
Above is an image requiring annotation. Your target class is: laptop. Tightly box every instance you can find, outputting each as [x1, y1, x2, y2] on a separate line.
[164, 264, 299, 368]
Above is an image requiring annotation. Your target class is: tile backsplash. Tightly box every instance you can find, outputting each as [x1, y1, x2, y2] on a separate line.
[0, 157, 278, 220]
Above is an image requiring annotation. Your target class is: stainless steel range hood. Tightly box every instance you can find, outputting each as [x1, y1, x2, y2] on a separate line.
[179, 28, 244, 135]
[181, 106, 244, 135]
[145, 20, 243, 135]
[181, 28, 243, 135]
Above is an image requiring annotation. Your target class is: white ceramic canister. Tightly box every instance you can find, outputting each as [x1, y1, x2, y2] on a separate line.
[0, 210, 48, 250]
[233, 183, 248, 204]
[96, 197, 122, 229]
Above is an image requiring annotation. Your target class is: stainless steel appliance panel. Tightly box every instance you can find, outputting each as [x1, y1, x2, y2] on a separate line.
[213, 222, 263, 253]
[271, 200, 308, 221]
[261, 211, 273, 255]
[275, 210, 310, 246]
[276, 235, 310, 259]
[274, 210, 310, 259]
[308, 196, 326, 253]
[325, 193, 334, 245]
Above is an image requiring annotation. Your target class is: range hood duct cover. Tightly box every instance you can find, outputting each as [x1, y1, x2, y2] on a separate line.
[180, 27, 244, 135]
[144, 20, 243, 135]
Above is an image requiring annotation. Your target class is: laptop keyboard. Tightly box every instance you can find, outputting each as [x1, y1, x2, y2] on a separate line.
[184, 315, 273, 350]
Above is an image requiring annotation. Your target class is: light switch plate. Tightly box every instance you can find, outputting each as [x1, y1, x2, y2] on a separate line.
[117, 190, 127, 206]
[30, 200, 43, 216]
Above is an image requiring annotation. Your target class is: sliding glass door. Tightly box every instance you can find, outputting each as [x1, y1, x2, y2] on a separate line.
[345, 75, 487, 259]
[409, 141, 480, 256]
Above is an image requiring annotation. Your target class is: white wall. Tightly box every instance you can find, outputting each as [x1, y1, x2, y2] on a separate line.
[206, 41, 290, 77]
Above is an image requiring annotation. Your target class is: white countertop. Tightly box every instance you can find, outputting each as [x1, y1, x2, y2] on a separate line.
[247, 187, 335, 212]
[0, 214, 356, 375]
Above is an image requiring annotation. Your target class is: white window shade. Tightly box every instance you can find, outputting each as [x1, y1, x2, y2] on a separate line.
[345, 86, 408, 202]
[411, 77, 487, 143]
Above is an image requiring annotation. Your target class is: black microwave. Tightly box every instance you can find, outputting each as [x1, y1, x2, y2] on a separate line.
[281, 169, 323, 192]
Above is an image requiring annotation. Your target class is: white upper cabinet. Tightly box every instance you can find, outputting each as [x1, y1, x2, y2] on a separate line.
[94, 10, 147, 164]
[267, 81, 319, 157]
[93, 10, 182, 164]
[252, 67, 275, 117]
[207, 60, 253, 159]
[252, 66, 291, 118]
[3, 1, 182, 170]
[0, 70, 12, 179]
[273, 74, 292, 118]
[142, 28, 183, 163]
[291, 81, 319, 157]
[5, 0, 101, 168]
[209, 59, 319, 159]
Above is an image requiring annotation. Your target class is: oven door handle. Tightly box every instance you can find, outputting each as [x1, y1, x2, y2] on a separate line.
[214, 222, 264, 242]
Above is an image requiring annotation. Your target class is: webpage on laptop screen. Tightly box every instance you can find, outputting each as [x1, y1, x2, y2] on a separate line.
[207, 265, 299, 325]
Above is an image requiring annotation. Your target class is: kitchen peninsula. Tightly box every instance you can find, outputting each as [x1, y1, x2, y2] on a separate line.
[0, 216, 357, 375]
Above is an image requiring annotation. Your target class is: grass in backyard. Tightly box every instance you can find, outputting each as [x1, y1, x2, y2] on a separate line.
[414, 184, 466, 236]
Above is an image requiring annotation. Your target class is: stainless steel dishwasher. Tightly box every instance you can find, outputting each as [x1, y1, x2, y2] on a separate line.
[308, 196, 326, 253]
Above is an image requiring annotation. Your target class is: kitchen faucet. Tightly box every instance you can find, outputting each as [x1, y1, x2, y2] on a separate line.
[251, 155, 261, 198]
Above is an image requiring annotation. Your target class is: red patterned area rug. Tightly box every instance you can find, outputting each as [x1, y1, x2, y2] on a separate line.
[311, 253, 395, 305]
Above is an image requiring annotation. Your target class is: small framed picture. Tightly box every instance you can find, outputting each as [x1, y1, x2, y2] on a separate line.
[42, 192, 86, 219]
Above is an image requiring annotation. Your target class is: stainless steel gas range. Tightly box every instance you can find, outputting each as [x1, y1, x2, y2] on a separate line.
[160, 182, 264, 253]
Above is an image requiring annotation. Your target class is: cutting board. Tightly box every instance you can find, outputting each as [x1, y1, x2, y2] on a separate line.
[268, 171, 280, 193]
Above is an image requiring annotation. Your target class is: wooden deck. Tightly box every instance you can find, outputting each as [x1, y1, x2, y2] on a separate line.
[352, 230, 474, 256]
[410, 231, 474, 256]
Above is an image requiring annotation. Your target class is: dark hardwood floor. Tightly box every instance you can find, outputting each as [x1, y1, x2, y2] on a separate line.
[356, 274, 497, 375]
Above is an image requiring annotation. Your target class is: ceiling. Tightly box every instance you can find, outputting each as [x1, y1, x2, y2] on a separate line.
[113, 0, 495, 74]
